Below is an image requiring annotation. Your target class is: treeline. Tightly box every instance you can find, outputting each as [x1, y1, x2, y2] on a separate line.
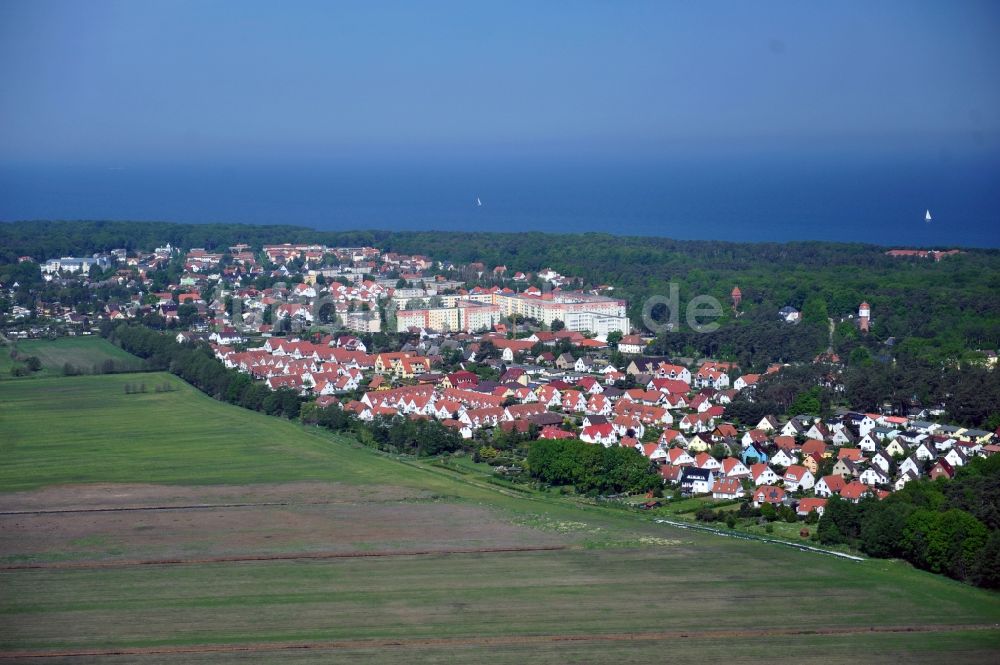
[300, 399, 466, 456]
[818, 456, 1000, 589]
[104, 323, 303, 419]
[527, 438, 661, 495]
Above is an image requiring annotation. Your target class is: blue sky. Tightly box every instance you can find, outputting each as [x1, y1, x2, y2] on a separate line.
[1, 0, 998, 164]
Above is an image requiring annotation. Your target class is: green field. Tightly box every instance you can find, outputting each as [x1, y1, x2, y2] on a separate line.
[1, 336, 145, 379]
[1, 374, 998, 663]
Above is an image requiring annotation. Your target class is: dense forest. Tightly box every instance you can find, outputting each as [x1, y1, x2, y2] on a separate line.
[722, 360, 1000, 430]
[818, 455, 1000, 589]
[3, 220, 997, 371]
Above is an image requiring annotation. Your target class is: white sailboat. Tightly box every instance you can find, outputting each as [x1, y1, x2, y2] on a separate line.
[925, 209, 932, 222]
[476, 197, 482, 207]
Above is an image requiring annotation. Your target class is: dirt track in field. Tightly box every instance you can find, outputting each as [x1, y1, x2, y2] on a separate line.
[0, 544, 569, 570]
[2, 624, 997, 660]
[0, 483, 572, 566]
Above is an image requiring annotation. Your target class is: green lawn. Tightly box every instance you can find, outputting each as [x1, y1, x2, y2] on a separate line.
[1, 335, 145, 379]
[1, 373, 999, 661]
[0, 373, 448, 491]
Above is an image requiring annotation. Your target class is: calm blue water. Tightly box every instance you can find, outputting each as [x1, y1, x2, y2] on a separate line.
[1, 154, 998, 247]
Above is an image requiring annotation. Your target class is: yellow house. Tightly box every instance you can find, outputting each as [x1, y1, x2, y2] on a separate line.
[885, 439, 906, 457]
[686, 437, 710, 453]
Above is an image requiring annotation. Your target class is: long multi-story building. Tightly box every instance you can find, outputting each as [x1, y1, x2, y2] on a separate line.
[396, 302, 502, 333]
[395, 290, 628, 336]
[494, 291, 628, 335]
[343, 311, 382, 333]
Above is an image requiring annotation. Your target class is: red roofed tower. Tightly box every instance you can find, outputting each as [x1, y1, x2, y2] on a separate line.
[731, 286, 742, 311]
[858, 301, 870, 333]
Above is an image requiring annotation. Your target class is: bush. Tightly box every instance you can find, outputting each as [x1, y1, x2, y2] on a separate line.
[695, 507, 718, 522]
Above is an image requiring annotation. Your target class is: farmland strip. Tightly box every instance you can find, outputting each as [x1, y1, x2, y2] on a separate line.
[1, 624, 997, 660]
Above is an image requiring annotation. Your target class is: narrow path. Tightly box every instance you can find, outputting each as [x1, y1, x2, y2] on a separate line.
[0, 545, 568, 571]
[2, 624, 996, 660]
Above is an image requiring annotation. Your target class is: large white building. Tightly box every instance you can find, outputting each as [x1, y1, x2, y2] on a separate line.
[41, 255, 112, 276]
[494, 291, 628, 336]
[564, 311, 630, 338]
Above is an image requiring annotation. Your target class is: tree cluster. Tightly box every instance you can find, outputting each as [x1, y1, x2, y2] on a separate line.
[526, 438, 660, 495]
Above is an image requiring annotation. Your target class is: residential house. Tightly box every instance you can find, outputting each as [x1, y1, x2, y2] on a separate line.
[753, 485, 786, 507]
[870, 450, 893, 474]
[796, 498, 827, 518]
[929, 458, 955, 480]
[783, 465, 815, 492]
[637, 442, 669, 464]
[580, 423, 616, 446]
[711, 477, 745, 500]
[770, 448, 799, 468]
[859, 467, 890, 486]
[680, 467, 715, 496]
[720, 457, 751, 479]
[694, 453, 722, 473]
[840, 481, 872, 503]
[894, 470, 920, 491]
[741, 429, 769, 448]
[756, 415, 781, 432]
[814, 474, 847, 498]
[665, 447, 695, 467]
[832, 457, 859, 479]
[741, 444, 769, 466]
[750, 463, 780, 486]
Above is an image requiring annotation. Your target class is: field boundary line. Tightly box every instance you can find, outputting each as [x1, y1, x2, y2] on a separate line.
[654, 518, 865, 560]
[0, 545, 568, 570]
[0, 502, 293, 515]
[0, 498, 420, 516]
[2, 623, 997, 659]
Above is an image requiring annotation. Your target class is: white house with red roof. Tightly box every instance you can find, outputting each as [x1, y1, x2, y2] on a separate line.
[665, 447, 695, 467]
[783, 465, 815, 492]
[720, 457, 751, 478]
[796, 498, 827, 517]
[752, 485, 786, 507]
[749, 463, 780, 486]
[694, 452, 722, 472]
[637, 442, 668, 463]
[712, 477, 745, 500]
[580, 423, 616, 446]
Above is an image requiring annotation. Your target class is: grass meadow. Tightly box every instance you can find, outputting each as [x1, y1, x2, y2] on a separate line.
[1, 373, 998, 662]
[1, 336, 146, 379]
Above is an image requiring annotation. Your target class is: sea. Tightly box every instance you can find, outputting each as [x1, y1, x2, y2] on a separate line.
[1, 153, 998, 248]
